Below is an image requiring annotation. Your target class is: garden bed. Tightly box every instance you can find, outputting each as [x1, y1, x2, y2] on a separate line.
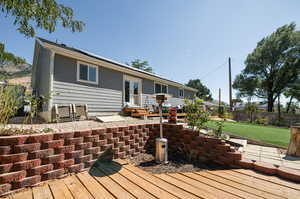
[127, 153, 223, 174]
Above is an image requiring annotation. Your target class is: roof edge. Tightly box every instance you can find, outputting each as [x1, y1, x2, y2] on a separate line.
[37, 37, 198, 92]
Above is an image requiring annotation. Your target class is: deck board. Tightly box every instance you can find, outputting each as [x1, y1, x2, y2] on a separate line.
[209, 170, 293, 198]
[108, 162, 178, 199]
[2, 161, 300, 199]
[233, 169, 300, 191]
[96, 163, 156, 199]
[223, 170, 300, 199]
[90, 167, 135, 199]
[62, 175, 94, 199]
[199, 171, 282, 199]
[32, 184, 53, 199]
[123, 164, 200, 199]
[169, 173, 242, 199]
[76, 171, 115, 199]
[10, 189, 33, 199]
[48, 180, 74, 199]
[154, 173, 217, 199]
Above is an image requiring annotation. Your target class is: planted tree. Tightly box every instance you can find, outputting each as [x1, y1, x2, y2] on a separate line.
[214, 120, 225, 137]
[244, 103, 258, 123]
[184, 98, 209, 130]
[284, 79, 300, 113]
[233, 23, 300, 112]
[233, 74, 258, 103]
[186, 79, 213, 101]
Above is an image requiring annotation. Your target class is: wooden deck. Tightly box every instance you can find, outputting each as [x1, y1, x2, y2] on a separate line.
[3, 160, 300, 199]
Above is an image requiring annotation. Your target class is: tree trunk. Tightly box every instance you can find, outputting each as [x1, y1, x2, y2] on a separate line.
[267, 94, 274, 112]
[287, 126, 300, 157]
[278, 95, 281, 122]
[286, 96, 294, 113]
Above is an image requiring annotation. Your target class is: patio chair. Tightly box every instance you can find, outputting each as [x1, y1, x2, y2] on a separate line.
[73, 104, 88, 121]
[52, 104, 73, 123]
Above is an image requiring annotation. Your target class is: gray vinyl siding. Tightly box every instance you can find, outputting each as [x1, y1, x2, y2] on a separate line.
[142, 79, 154, 94]
[51, 53, 196, 112]
[184, 89, 196, 99]
[53, 54, 123, 112]
[53, 54, 123, 91]
[100, 67, 123, 91]
[168, 85, 179, 98]
[52, 81, 122, 112]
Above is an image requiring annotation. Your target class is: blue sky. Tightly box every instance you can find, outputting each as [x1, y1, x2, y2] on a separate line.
[1, 0, 299, 103]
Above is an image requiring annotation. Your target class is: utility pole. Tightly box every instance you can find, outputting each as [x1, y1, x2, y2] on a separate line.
[228, 57, 233, 111]
[218, 88, 221, 117]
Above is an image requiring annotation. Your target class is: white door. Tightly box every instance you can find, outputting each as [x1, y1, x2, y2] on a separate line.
[124, 75, 142, 106]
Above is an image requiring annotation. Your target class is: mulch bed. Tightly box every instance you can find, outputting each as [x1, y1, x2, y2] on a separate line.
[127, 153, 223, 174]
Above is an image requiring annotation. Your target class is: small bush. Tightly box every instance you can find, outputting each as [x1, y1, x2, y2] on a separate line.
[214, 120, 224, 137]
[184, 98, 209, 130]
[255, 118, 268, 125]
[0, 86, 23, 125]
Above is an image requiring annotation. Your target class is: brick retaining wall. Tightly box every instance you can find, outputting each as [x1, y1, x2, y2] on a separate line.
[0, 123, 245, 195]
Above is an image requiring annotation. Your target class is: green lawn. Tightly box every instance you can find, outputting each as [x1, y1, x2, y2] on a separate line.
[205, 121, 290, 148]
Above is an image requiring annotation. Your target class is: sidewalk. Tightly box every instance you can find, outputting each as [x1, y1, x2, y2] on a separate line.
[244, 144, 300, 170]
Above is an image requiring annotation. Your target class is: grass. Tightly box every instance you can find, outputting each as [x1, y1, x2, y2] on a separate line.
[205, 120, 290, 148]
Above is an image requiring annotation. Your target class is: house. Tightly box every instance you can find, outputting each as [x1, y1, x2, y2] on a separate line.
[31, 38, 197, 121]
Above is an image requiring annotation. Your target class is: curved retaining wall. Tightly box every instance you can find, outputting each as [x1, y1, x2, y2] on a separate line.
[0, 123, 243, 195]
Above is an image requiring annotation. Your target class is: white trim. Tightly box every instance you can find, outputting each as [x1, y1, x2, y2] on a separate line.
[76, 61, 99, 85]
[154, 82, 168, 94]
[179, 88, 184, 98]
[48, 50, 55, 111]
[123, 75, 142, 107]
[39, 40, 198, 92]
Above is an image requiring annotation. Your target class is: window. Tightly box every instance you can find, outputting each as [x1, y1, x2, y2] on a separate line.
[77, 62, 98, 84]
[162, 85, 167, 93]
[155, 83, 168, 94]
[179, 89, 184, 98]
[133, 82, 139, 95]
[125, 80, 130, 102]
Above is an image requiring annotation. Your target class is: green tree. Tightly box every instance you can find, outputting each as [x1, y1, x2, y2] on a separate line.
[185, 79, 212, 101]
[0, 43, 25, 67]
[234, 23, 300, 112]
[0, 0, 84, 37]
[126, 59, 154, 73]
[184, 98, 209, 130]
[232, 74, 258, 102]
[284, 79, 300, 113]
[244, 103, 258, 123]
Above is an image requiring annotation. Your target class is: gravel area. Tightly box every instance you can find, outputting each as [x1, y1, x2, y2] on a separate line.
[1, 117, 160, 136]
[127, 153, 222, 174]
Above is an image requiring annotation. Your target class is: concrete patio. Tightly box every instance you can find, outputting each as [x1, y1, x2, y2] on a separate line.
[244, 144, 300, 170]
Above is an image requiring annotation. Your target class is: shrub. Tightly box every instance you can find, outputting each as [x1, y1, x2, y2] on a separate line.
[244, 103, 258, 123]
[184, 98, 209, 130]
[255, 118, 268, 125]
[214, 120, 224, 137]
[0, 85, 23, 125]
[24, 93, 50, 124]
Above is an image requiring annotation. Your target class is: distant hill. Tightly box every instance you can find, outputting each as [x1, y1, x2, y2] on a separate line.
[0, 63, 32, 92]
[0, 62, 32, 79]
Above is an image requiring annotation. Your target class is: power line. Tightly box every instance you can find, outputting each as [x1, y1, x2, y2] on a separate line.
[200, 60, 227, 81]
